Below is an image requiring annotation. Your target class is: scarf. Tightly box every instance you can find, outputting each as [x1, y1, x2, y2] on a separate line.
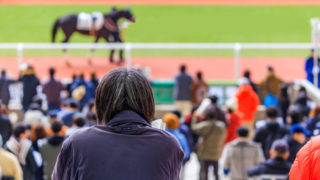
[6, 137, 32, 165]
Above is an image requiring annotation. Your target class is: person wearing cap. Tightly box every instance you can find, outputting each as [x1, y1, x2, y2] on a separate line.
[260, 66, 284, 104]
[305, 49, 320, 87]
[224, 98, 241, 145]
[284, 124, 309, 163]
[0, 135, 23, 180]
[248, 139, 292, 179]
[254, 106, 289, 159]
[192, 106, 226, 180]
[223, 126, 264, 180]
[234, 77, 260, 134]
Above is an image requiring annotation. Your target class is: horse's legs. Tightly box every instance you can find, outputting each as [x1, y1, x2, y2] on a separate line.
[114, 31, 124, 65]
[62, 35, 71, 66]
[87, 36, 100, 65]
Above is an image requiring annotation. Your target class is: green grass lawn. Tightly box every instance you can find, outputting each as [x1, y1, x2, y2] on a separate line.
[0, 5, 319, 57]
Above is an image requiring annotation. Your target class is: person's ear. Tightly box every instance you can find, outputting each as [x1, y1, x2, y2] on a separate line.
[284, 152, 290, 160]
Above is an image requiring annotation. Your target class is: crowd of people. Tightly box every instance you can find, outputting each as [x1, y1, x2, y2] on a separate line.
[170, 64, 319, 179]
[0, 63, 319, 180]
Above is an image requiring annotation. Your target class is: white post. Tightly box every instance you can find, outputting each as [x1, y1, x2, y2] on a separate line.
[311, 18, 319, 88]
[17, 43, 23, 66]
[125, 43, 132, 69]
[234, 43, 241, 80]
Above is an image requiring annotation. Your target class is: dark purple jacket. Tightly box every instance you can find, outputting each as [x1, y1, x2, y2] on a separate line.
[52, 110, 184, 180]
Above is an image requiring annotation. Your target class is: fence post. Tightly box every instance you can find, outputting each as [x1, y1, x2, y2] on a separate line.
[125, 43, 132, 69]
[234, 43, 241, 80]
[17, 43, 23, 66]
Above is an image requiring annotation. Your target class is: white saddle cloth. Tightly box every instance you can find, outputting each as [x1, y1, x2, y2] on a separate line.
[77, 12, 104, 31]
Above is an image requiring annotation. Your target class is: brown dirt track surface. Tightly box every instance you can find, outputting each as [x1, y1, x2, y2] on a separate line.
[0, 56, 305, 82]
[1, 0, 320, 5]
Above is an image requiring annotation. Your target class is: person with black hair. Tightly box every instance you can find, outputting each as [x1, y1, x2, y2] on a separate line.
[208, 95, 228, 126]
[40, 121, 65, 180]
[5, 124, 38, 180]
[52, 68, 183, 180]
[253, 106, 289, 159]
[0, 69, 15, 106]
[278, 84, 290, 124]
[223, 127, 264, 180]
[191, 71, 208, 105]
[43, 67, 64, 111]
[66, 116, 86, 136]
[0, 102, 12, 144]
[174, 64, 193, 117]
[243, 70, 258, 94]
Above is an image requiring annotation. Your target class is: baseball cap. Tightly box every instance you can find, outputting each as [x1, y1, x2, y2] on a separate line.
[271, 139, 289, 154]
[290, 124, 310, 136]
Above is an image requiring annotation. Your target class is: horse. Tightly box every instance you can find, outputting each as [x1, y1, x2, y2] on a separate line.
[51, 9, 135, 65]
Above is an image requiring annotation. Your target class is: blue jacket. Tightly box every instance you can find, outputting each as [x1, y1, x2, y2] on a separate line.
[167, 128, 190, 162]
[305, 56, 320, 86]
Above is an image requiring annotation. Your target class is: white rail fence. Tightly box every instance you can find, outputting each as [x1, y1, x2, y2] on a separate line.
[0, 42, 318, 79]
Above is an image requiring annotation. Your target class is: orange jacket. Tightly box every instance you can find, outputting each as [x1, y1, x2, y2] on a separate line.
[289, 136, 320, 180]
[235, 84, 260, 122]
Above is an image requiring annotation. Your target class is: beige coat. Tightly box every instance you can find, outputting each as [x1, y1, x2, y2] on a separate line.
[192, 118, 226, 161]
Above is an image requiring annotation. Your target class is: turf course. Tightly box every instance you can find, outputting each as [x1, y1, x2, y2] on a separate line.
[1, 5, 320, 57]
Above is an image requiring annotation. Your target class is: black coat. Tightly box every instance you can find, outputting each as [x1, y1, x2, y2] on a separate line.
[254, 122, 289, 159]
[284, 136, 304, 163]
[0, 114, 12, 144]
[248, 157, 291, 178]
[52, 110, 184, 180]
[20, 75, 40, 109]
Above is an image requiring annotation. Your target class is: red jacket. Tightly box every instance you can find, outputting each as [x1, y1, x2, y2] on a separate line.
[235, 85, 260, 122]
[224, 113, 241, 144]
[289, 136, 320, 180]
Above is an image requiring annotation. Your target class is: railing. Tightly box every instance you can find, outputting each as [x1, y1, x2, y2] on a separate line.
[0, 42, 318, 79]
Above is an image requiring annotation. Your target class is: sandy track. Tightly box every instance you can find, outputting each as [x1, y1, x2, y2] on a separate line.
[0, 56, 305, 82]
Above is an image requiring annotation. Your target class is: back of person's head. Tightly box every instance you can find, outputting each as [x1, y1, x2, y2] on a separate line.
[95, 68, 155, 124]
[49, 67, 55, 77]
[266, 106, 278, 120]
[280, 84, 289, 97]
[204, 106, 216, 120]
[290, 124, 309, 144]
[196, 71, 202, 81]
[1, 69, 6, 77]
[79, 73, 84, 79]
[243, 70, 250, 79]
[209, 95, 218, 104]
[172, 110, 181, 119]
[73, 116, 86, 128]
[69, 99, 80, 110]
[180, 65, 186, 73]
[237, 126, 249, 138]
[13, 123, 26, 138]
[270, 139, 289, 159]
[31, 125, 47, 141]
[288, 109, 303, 125]
[163, 113, 180, 130]
[268, 66, 274, 72]
[51, 121, 63, 135]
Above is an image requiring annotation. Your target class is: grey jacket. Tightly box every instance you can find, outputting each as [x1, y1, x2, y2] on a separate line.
[223, 139, 265, 180]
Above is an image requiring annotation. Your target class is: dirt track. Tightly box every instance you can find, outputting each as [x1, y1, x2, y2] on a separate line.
[1, 0, 320, 5]
[0, 56, 305, 82]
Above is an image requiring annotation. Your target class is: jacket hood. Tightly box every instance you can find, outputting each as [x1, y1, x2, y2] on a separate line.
[266, 121, 280, 130]
[47, 136, 65, 146]
[103, 110, 151, 135]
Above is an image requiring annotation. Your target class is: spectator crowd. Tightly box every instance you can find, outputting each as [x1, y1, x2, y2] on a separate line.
[0, 63, 319, 180]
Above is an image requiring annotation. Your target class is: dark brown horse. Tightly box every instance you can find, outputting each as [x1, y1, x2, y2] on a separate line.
[52, 9, 135, 64]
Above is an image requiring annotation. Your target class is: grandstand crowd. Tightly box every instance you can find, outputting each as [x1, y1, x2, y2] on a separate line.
[0, 64, 318, 180]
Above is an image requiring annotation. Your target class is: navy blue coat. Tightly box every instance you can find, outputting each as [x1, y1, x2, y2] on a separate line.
[52, 110, 184, 180]
[248, 157, 291, 178]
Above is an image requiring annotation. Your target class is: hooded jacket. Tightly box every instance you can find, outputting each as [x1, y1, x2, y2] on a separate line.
[289, 136, 320, 180]
[235, 84, 260, 122]
[52, 110, 184, 180]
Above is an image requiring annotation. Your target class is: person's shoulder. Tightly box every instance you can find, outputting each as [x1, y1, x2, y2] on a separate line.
[0, 149, 18, 163]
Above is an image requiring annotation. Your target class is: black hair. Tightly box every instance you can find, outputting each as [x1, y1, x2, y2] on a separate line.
[288, 109, 302, 125]
[266, 106, 279, 119]
[197, 71, 202, 81]
[95, 68, 155, 124]
[180, 65, 186, 73]
[237, 126, 249, 137]
[73, 116, 86, 127]
[13, 124, 26, 138]
[49, 67, 55, 78]
[209, 95, 218, 104]
[51, 121, 63, 134]
[243, 70, 250, 79]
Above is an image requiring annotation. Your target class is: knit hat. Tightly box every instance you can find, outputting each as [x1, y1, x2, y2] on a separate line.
[271, 139, 289, 154]
[290, 124, 310, 136]
[162, 113, 180, 130]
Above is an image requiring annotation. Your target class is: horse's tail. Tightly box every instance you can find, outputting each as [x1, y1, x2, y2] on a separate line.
[52, 19, 60, 43]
